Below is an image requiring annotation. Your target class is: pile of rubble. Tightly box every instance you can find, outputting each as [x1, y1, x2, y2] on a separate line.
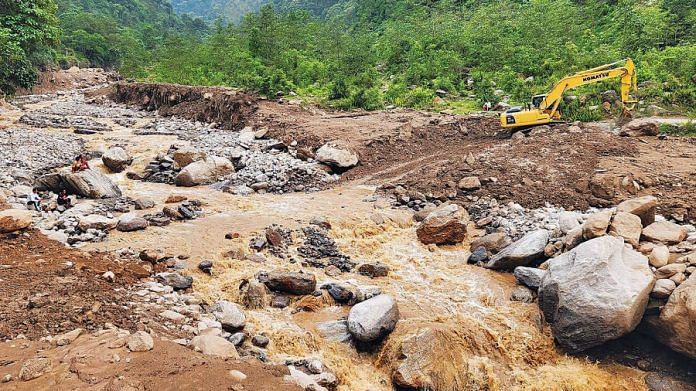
[35, 94, 143, 119]
[134, 117, 212, 137]
[131, 128, 335, 194]
[18, 113, 112, 134]
[244, 224, 356, 273]
[0, 128, 84, 188]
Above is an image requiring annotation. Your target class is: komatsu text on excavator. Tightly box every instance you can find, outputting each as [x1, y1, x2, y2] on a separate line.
[500, 58, 638, 129]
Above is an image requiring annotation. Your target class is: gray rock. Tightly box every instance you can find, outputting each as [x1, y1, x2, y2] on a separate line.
[513, 266, 546, 291]
[156, 272, 193, 290]
[510, 286, 536, 303]
[226, 332, 245, 346]
[116, 214, 148, 232]
[316, 320, 352, 342]
[101, 146, 132, 173]
[347, 294, 399, 342]
[211, 300, 246, 331]
[175, 156, 234, 187]
[134, 198, 155, 210]
[322, 283, 354, 303]
[315, 142, 359, 168]
[485, 229, 549, 270]
[558, 211, 580, 234]
[468, 246, 488, 263]
[538, 236, 654, 352]
[651, 279, 676, 299]
[642, 273, 696, 359]
[251, 335, 269, 348]
[37, 170, 121, 198]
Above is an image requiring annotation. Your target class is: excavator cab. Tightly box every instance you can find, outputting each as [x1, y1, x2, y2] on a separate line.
[531, 94, 546, 109]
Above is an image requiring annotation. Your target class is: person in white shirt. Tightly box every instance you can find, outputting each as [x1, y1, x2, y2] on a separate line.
[27, 188, 41, 211]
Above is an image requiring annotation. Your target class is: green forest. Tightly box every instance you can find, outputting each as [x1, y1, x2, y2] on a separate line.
[1, 0, 695, 115]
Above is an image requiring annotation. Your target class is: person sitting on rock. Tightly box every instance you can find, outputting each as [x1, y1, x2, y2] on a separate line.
[71, 155, 90, 172]
[27, 188, 42, 211]
[57, 190, 72, 208]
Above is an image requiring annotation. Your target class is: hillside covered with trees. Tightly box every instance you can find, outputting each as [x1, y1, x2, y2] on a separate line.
[2, 0, 694, 116]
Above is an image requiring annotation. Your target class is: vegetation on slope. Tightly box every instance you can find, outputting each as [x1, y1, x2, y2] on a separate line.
[1, 0, 694, 118]
[0, 0, 60, 94]
[148, 0, 696, 114]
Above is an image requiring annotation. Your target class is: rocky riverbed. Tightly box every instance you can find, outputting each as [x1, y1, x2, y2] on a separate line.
[0, 77, 694, 391]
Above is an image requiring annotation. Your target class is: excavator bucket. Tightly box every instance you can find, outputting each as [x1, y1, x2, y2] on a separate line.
[616, 106, 633, 126]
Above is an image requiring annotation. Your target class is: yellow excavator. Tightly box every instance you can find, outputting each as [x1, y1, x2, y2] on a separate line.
[500, 58, 638, 128]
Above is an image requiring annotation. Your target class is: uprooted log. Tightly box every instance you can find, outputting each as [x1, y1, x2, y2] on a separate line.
[111, 82, 258, 130]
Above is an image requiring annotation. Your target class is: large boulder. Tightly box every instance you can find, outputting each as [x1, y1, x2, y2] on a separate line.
[608, 212, 642, 247]
[347, 294, 399, 342]
[485, 230, 549, 270]
[171, 146, 207, 168]
[64, 170, 122, 198]
[416, 204, 469, 245]
[264, 270, 316, 295]
[643, 274, 696, 359]
[617, 196, 657, 227]
[469, 232, 511, 254]
[538, 236, 654, 352]
[0, 209, 33, 233]
[211, 300, 246, 331]
[315, 142, 359, 169]
[36, 170, 122, 198]
[101, 146, 132, 173]
[513, 266, 546, 291]
[175, 156, 234, 187]
[641, 221, 688, 245]
[620, 118, 659, 137]
[190, 335, 239, 359]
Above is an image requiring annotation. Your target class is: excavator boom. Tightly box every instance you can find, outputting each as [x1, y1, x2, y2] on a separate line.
[500, 58, 637, 129]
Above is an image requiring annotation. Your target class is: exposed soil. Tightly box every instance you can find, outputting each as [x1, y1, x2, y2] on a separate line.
[0, 332, 300, 391]
[0, 231, 149, 340]
[14, 67, 120, 95]
[111, 82, 258, 130]
[247, 99, 695, 222]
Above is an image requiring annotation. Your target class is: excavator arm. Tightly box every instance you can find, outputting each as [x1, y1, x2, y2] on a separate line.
[501, 58, 638, 129]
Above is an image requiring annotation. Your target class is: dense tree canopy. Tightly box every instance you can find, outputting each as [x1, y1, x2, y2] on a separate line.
[1, 0, 694, 116]
[0, 0, 60, 94]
